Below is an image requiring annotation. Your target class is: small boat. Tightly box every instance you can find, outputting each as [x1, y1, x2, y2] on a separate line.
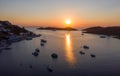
[83, 45, 89, 49]
[90, 54, 96, 58]
[41, 39, 47, 43]
[40, 43, 44, 46]
[35, 48, 40, 52]
[79, 51, 85, 55]
[52, 29, 56, 31]
[51, 53, 58, 59]
[32, 52, 39, 56]
[5, 47, 12, 50]
[81, 33, 84, 35]
[29, 65, 32, 69]
[0, 50, 2, 53]
[36, 34, 41, 37]
[26, 37, 32, 40]
[47, 66, 53, 72]
[100, 35, 106, 38]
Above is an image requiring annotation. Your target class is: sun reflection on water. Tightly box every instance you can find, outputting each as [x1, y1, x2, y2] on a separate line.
[65, 33, 76, 66]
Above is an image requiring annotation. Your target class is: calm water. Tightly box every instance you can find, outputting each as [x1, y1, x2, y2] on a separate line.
[0, 28, 120, 76]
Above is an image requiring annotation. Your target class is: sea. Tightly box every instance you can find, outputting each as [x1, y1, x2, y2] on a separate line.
[0, 27, 120, 76]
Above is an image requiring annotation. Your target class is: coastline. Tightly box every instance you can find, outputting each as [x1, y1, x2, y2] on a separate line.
[0, 21, 41, 50]
[82, 26, 120, 39]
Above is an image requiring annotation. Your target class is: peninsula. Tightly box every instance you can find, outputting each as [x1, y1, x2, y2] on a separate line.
[0, 20, 41, 50]
[83, 26, 120, 39]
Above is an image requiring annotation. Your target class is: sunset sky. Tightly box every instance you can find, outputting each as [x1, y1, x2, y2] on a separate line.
[0, 0, 120, 28]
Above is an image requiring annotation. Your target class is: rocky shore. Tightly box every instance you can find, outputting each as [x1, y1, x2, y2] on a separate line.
[0, 20, 41, 50]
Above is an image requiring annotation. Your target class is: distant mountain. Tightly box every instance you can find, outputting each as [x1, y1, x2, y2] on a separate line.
[37, 27, 77, 31]
[83, 26, 120, 39]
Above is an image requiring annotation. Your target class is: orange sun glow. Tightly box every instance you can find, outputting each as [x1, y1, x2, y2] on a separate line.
[65, 19, 71, 27]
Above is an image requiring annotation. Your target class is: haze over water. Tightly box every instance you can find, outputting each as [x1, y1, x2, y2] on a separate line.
[0, 28, 120, 76]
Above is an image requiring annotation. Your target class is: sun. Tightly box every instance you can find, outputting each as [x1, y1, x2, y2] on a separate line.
[66, 19, 71, 25]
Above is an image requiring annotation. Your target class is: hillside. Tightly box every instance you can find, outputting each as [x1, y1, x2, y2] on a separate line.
[0, 20, 40, 40]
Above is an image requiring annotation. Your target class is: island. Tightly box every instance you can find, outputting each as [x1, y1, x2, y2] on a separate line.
[37, 27, 78, 31]
[82, 26, 120, 39]
[0, 20, 41, 50]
